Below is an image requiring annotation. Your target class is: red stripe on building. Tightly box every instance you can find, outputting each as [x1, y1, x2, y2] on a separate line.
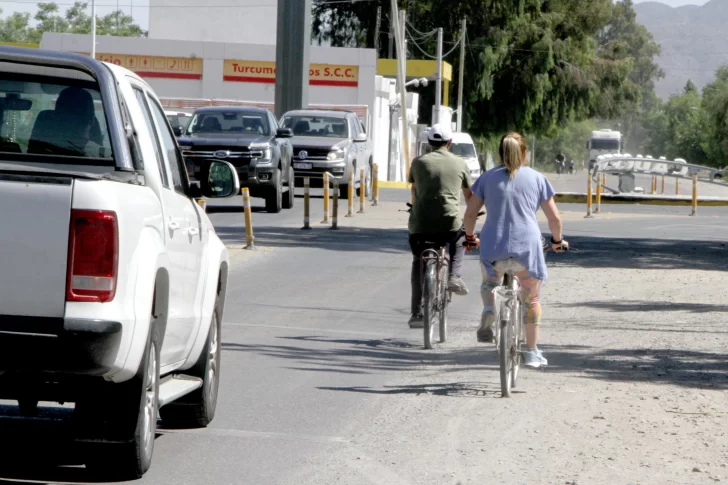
[310, 79, 358, 87]
[136, 72, 202, 80]
[223, 75, 276, 84]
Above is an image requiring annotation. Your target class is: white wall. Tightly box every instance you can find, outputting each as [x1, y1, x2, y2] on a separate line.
[149, 0, 278, 45]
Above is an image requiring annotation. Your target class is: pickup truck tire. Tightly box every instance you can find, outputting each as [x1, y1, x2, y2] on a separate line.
[339, 183, 349, 200]
[84, 324, 161, 480]
[283, 166, 295, 209]
[265, 168, 283, 213]
[160, 296, 221, 428]
[18, 399, 39, 417]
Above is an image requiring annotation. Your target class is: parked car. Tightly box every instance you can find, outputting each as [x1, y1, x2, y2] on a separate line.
[165, 110, 192, 137]
[0, 46, 239, 479]
[179, 106, 294, 213]
[279, 109, 372, 198]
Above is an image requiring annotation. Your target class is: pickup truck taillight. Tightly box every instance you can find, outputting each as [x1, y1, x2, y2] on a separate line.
[66, 210, 118, 303]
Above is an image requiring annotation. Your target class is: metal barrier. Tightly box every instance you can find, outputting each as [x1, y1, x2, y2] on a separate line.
[358, 168, 365, 214]
[372, 163, 379, 206]
[242, 187, 255, 250]
[331, 178, 340, 230]
[322, 173, 330, 223]
[585, 171, 593, 218]
[691, 174, 698, 216]
[302, 176, 311, 230]
[346, 170, 354, 217]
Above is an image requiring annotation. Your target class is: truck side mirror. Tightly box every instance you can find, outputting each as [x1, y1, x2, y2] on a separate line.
[201, 160, 240, 198]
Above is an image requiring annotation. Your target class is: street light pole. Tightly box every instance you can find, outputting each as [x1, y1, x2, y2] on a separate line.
[274, 0, 312, 118]
[456, 18, 466, 132]
[91, 0, 96, 59]
[434, 27, 443, 124]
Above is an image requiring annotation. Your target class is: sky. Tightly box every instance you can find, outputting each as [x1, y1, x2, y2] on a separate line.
[0, 0, 713, 38]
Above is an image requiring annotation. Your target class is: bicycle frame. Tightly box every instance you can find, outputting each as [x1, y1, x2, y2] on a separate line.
[420, 246, 448, 311]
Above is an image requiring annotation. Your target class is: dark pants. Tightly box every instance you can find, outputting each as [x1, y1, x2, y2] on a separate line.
[409, 231, 465, 314]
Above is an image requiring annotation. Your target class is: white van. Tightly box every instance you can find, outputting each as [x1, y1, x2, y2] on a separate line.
[416, 130, 481, 178]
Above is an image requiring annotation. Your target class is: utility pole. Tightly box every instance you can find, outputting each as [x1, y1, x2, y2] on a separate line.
[456, 18, 466, 132]
[531, 135, 537, 168]
[274, 0, 312, 118]
[434, 27, 443, 124]
[391, 1, 410, 179]
[388, 14, 394, 58]
[374, 6, 381, 54]
[91, 0, 96, 59]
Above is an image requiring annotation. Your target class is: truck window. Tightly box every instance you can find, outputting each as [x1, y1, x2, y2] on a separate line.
[590, 139, 620, 150]
[450, 143, 476, 158]
[148, 97, 188, 194]
[0, 75, 114, 161]
[133, 88, 170, 188]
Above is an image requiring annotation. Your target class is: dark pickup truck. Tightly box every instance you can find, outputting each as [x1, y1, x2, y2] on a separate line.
[179, 106, 294, 213]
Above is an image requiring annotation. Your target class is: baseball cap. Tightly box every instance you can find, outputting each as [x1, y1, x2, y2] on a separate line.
[427, 123, 453, 142]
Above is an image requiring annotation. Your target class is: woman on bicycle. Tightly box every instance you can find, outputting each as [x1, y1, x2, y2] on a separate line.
[463, 132, 568, 368]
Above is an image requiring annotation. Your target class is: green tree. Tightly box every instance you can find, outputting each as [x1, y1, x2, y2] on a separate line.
[0, 9, 34, 43]
[313, 0, 650, 140]
[30, 2, 69, 43]
[701, 66, 728, 167]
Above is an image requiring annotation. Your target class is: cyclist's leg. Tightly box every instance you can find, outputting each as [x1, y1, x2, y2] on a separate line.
[514, 270, 547, 366]
[477, 261, 502, 342]
[446, 231, 468, 295]
[408, 234, 425, 325]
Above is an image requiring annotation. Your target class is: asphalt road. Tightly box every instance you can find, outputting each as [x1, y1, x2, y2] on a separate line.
[0, 187, 726, 484]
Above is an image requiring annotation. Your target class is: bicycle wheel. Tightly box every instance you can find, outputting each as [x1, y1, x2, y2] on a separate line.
[438, 260, 449, 343]
[511, 280, 523, 389]
[499, 314, 512, 397]
[423, 260, 438, 350]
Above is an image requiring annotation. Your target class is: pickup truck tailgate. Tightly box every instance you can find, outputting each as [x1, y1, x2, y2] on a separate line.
[0, 174, 72, 318]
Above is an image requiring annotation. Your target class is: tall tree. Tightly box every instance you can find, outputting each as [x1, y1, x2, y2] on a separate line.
[312, 0, 649, 140]
[701, 66, 728, 167]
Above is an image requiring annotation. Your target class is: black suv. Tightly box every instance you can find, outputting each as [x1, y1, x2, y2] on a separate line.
[280, 109, 372, 198]
[179, 106, 294, 213]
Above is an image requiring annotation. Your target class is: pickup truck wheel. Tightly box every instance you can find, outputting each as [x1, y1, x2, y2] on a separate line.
[339, 183, 349, 200]
[283, 166, 295, 209]
[84, 325, 161, 480]
[18, 399, 38, 417]
[160, 297, 221, 428]
[265, 168, 283, 213]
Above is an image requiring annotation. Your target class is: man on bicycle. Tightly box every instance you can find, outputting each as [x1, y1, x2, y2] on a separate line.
[408, 123, 474, 328]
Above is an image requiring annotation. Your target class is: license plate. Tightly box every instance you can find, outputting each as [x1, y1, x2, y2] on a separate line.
[294, 162, 313, 169]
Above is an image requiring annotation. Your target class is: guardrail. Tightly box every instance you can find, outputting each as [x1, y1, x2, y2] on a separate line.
[582, 155, 728, 217]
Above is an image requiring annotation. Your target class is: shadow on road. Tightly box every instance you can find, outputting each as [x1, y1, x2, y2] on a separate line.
[215, 225, 411, 253]
[557, 299, 728, 314]
[554, 236, 728, 272]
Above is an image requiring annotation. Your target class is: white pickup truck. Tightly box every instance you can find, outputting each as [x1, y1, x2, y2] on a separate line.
[0, 46, 240, 478]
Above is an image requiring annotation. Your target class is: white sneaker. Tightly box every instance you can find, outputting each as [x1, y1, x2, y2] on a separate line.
[522, 348, 548, 368]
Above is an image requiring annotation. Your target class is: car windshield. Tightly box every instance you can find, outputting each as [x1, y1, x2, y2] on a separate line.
[450, 143, 476, 158]
[280, 115, 349, 138]
[187, 111, 270, 135]
[0, 73, 113, 161]
[591, 139, 620, 150]
[167, 114, 191, 132]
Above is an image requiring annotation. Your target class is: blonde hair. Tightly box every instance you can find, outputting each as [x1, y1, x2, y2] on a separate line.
[499, 132, 527, 179]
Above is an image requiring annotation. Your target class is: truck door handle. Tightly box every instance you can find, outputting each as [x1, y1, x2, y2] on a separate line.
[168, 218, 182, 231]
[188, 226, 199, 236]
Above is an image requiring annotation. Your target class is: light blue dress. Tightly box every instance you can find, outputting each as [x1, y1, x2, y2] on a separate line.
[471, 166, 555, 281]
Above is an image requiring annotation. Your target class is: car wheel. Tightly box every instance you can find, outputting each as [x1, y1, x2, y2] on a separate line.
[339, 183, 349, 200]
[283, 165, 295, 209]
[160, 295, 221, 429]
[18, 399, 38, 417]
[84, 324, 161, 480]
[265, 168, 283, 213]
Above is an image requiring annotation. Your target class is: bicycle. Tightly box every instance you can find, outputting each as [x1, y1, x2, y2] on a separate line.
[405, 203, 483, 349]
[491, 237, 569, 397]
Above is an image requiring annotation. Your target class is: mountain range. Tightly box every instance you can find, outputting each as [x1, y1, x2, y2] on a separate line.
[634, 0, 728, 97]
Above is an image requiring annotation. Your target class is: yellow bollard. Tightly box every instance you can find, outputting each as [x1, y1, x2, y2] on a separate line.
[585, 172, 593, 218]
[676, 178, 679, 196]
[302, 176, 311, 230]
[372, 163, 379, 206]
[595, 173, 602, 214]
[242, 187, 255, 250]
[330, 179, 340, 230]
[322, 173, 330, 223]
[661, 175, 665, 195]
[346, 170, 354, 217]
[690, 173, 697, 216]
[196, 199, 207, 212]
[651, 176, 656, 195]
[358, 168, 366, 213]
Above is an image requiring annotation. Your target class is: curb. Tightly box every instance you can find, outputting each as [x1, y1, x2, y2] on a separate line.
[555, 192, 728, 206]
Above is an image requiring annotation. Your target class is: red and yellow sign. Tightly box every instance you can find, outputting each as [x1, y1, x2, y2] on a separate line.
[79, 53, 203, 80]
[223, 60, 358, 87]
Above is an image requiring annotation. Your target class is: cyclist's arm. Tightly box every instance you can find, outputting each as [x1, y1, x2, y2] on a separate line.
[540, 197, 563, 242]
[464, 193, 484, 236]
[462, 187, 473, 202]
